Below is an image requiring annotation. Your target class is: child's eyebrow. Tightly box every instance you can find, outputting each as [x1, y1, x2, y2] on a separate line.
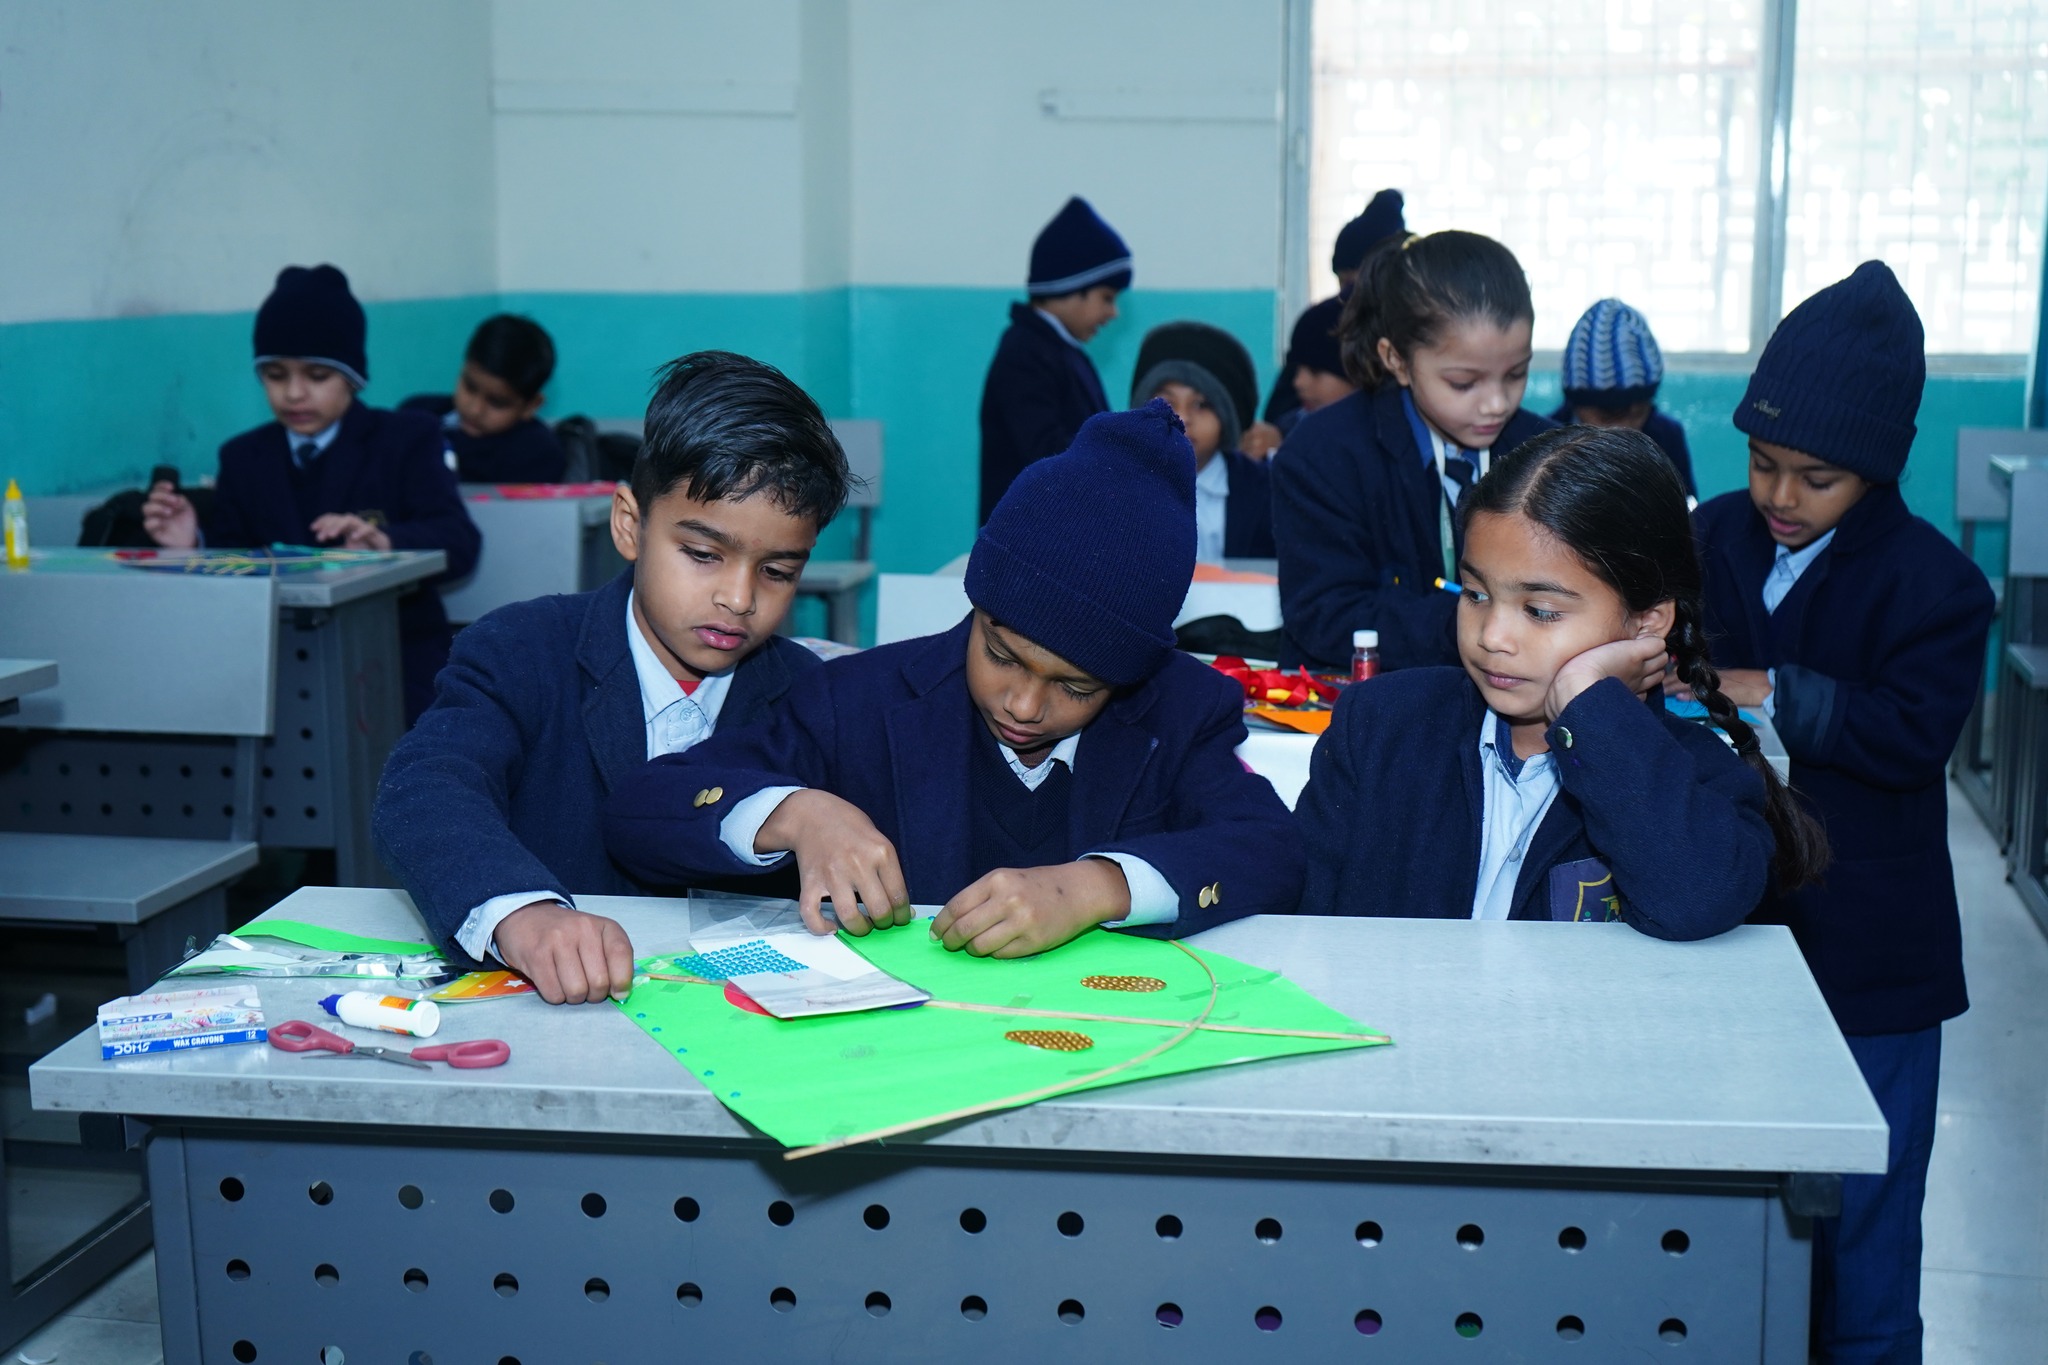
[1515, 579, 1583, 598]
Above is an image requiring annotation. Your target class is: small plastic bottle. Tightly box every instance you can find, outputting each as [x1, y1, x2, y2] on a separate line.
[320, 990, 441, 1038]
[4, 479, 29, 570]
[1351, 629, 1381, 682]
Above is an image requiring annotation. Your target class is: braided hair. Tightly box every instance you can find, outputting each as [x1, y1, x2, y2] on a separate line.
[1467, 425, 1829, 890]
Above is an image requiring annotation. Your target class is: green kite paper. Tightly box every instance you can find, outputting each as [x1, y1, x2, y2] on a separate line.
[617, 920, 1389, 1154]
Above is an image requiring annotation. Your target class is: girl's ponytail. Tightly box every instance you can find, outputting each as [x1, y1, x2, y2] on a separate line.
[1334, 230, 1533, 394]
[1668, 600, 1830, 890]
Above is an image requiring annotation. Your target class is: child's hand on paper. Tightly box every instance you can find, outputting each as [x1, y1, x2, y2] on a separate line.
[932, 859, 1131, 958]
[758, 790, 915, 937]
[493, 901, 635, 1004]
[309, 513, 393, 551]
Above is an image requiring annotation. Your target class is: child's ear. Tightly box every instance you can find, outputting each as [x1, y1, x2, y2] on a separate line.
[1634, 599, 1677, 642]
[1376, 338, 1410, 387]
[609, 486, 643, 563]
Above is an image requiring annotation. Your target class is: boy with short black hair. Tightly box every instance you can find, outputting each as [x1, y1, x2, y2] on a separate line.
[606, 401, 1302, 957]
[978, 196, 1131, 523]
[1130, 321, 1275, 560]
[402, 313, 568, 484]
[141, 264, 481, 723]
[374, 351, 849, 1003]
[1691, 261, 1994, 1359]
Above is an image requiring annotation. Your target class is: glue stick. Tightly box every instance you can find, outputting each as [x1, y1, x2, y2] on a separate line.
[319, 990, 441, 1038]
[4, 480, 29, 570]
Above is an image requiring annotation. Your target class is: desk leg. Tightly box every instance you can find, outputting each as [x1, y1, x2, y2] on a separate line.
[146, 1131, 202, 1365]
[299, 599, 403, 887]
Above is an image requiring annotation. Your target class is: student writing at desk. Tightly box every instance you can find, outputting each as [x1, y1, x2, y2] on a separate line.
[140, 265, 480, 723]
[375, 352, 848, 1003]
[605, 401, 1302, 957]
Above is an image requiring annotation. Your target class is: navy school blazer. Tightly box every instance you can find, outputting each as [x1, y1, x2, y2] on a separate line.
[206, 401, 482, 720]
[1297, 667, 1773, 939]
[602, 617, 1304, 937]
[1549, 403, 1696, 498]
[398, 395, 569, 485]
[1218, 450, 1278, 559]
[372, 570, 819, 962]
[1695, 485, 1994, 1034]
[978, 303, 1110, 524]
[1273, 384, 1554, 672]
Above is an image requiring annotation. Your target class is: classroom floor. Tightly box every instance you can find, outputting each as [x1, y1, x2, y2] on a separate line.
[12, 783, 2048, 1363]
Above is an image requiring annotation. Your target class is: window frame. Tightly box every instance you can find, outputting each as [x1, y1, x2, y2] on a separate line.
[1281, 0, 2038, 376]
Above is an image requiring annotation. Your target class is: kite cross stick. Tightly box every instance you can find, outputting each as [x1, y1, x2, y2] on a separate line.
[780, 940, 1225, 1161]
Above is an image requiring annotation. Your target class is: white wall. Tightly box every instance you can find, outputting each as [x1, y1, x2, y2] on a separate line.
[849, 0, 1287, 290]
[0, 1, 497, 324]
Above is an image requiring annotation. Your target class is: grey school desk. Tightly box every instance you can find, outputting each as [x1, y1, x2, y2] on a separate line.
[0, 549, 444, 885]
[440, 486, 624, 626]
[31, 888, 1883, 1363]
[0, 659, 60, 720]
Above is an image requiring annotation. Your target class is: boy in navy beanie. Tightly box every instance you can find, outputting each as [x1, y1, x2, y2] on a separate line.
[141, 265, 480, 723]
[1550, 299, 1695, 496]
[1251, 188, 1404, 449]
[1130, 321, 1275, 559]
[1690, 260, 1994, 1361]
[606, 400, 1303, 957]
[977, 196, 1132, 524]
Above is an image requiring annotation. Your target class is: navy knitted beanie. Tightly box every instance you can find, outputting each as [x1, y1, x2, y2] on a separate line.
[1285, 293, 1348, 377]
[253, 265, 369, 388]
[1332, 189, 1405, 274]
[1561, 299, 1663, 409]
[1130, 321, 1259, 453]
[965, 399, 1195, 686]
[1028, 197, 1133, 297]
[1734, 261, 1924, 482]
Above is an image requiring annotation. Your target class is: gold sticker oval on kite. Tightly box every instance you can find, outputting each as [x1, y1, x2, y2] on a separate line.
[1005, 1029, 1095, 1052]
[1080, 974, 1167, 993]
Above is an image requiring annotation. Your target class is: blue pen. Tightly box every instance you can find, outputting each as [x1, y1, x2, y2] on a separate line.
[1433, 577, 1463, 595]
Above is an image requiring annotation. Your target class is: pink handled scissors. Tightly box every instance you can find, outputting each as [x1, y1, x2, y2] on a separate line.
[270, 1022, 509, 1070]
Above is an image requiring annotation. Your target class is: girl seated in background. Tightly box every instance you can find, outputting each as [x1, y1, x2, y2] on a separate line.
[403, 313, 567, 484]
[1295, 424, 1826, 936]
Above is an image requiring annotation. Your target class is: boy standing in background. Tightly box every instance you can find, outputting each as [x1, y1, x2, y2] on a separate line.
[978, 196, 1131, 523]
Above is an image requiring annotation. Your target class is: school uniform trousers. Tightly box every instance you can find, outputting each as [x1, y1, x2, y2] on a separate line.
[373, 570, 819, 964]
[1696, 485, 1995, 1364]
[1296, 666, 1772, 937]
[602, 616, 1303, 935]
[1272, 385, 1553, 672]
[205, 402, 482, 723]
[978, 304, 1109, 525]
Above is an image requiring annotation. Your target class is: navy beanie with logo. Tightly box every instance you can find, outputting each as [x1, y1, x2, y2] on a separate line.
[1130, 321, 1259, 454]
[253, 265, 369, 388]
[1734, 260, 1924, 483]
[1285, 292, 1348, 378]
[1028, 197, 1133, 298]
[1332, 189, 1405, 274]
[965, 399, 1195, 686]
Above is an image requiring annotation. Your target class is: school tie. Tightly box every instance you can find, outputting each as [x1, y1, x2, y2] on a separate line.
[292, 440, 319, 470]
[1443, 449, 1477, 498]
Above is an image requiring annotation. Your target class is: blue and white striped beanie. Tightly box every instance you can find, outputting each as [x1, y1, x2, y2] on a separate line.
[1560, 299, 1663, 409]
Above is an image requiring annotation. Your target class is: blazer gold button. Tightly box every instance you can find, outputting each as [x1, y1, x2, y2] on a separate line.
[693, 786, 724, 808]
[1210, 882, 1222, 903]
[1197, 884, 1214, 909]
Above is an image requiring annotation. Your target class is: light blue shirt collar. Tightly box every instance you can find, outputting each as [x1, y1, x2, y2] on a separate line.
[1033, 306, 1087, 351]
[1763, 528, 1836, 615]
[1472, 707, 1562, 921]
[1003, 731, 1080, 791]
[625, 588, 733, 758]
[287, 419, 342, 465]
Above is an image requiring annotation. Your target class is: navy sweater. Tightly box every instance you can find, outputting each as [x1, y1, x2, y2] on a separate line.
[978, 303, 1110, 524]
[1298, 668, 1773, 937]
[1549, 404, 1696, 497]
[1273, 385, 1554, 672]
[372, 570, 819, 962]
[1218, 450, 1277, 559]
[1695, 486, 1994, 1034]
[399, 395, 569, 485]
[206, 401, 481, 722]
[603, 617, 1302, 937]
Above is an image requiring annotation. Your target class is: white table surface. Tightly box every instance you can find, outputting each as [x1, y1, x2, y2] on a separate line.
[0, 658, 59, 706]
[30, 887, 1885, 1175]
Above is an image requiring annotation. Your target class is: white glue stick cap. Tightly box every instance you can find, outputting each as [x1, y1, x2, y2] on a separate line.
[1352, 629, 1379, 648]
